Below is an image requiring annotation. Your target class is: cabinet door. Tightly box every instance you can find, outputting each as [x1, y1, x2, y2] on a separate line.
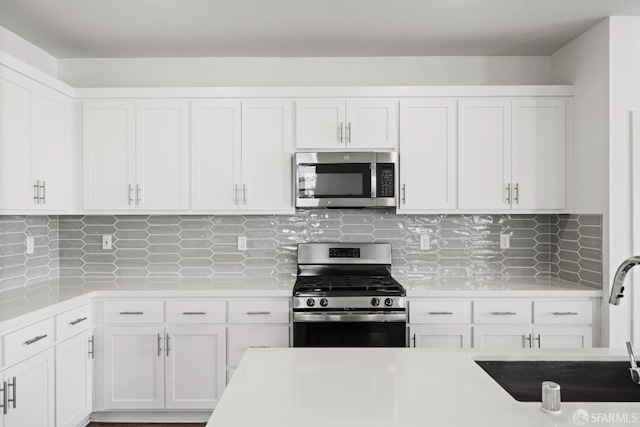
[512, 98, 566, 210]
[56, 331, 93, 427]
[227, 326, 290, 367]
[102, 326, 164, 409]
[136, 100, 190, 210]
[32, 86, 73, 212]
[0, 68, 34, 210]
[165, 326, 226, 410]
[83, 100, 136, 211]
[458, 99, 512, 210]
[534, 326, 592, 349]
[410, 325, 470, 348]
[241, 100, 293, 212]
[472, 325, 531, 349]
[191, 100, 242, 211]
[346, 99, 398, 149]
[3, 349, 55, 427]
[295, 99, 346, 149]
[399, 99, 457, 210]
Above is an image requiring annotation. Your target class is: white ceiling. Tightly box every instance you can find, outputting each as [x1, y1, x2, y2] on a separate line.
[2, 0, 640, 58]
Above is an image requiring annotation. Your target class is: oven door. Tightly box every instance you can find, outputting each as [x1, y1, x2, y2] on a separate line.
[293, 312, 407, 347]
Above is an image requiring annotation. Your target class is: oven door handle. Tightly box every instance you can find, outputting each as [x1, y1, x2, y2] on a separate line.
[293, 312, 406, 322]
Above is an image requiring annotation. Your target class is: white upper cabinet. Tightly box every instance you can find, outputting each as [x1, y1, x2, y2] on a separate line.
[241, 100, 293, 212]
[295, 99, 398, 150]
[191, 100, 242, 211]
[458, 98, 512, 210]
[0, 66, 73, 213]
[511, 98, 566, 210]
[83, 99, 189, 212]
[458, 97, 566, 211]
[135, 101, 190, 210]
[398, 99, 457, 211]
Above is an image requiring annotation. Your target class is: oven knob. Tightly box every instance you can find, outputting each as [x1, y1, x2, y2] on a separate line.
[384, 298, 394, 307]
[306, 298, 315, 307]
[371, 297, 380, 307]
[320, 298, 328, 307]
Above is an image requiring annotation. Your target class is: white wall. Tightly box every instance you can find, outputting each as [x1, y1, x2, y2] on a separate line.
[608, 16, 640, 346]
[57, 56, 551, 87]
[550, 19, 612, 345]
[0, 26, 57, 76]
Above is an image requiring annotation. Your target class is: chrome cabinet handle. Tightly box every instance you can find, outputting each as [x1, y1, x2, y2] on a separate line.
[166, 333, 170, 357]
[136, 184, 141, 205]
[157, 333, 162, 357]
[119, 311, 143, 315]
[552, 311, 578, 316]
[491, 311, 517, 316]
[339, 122, 344, 143]
[514, 183, 519, 204]
[429, 311, 453, 315]
[248, 345, 270, 348]
[506, 183, 511, 204]
[0, 381, 7, 415]
[242, 184, 247, 205]
[7, 378, 16, 409]
[40, 180, 46, 204]
[235, 184, 239, 205]
[128, 184, 133, 205]
[88, 335, 95, 359]
[346, 121, 352, 143]
[246, 311, 270, 315]
[410, 333, 416, 348]
[534, 334, 541, 348]
[33, 180, 40, 204]
[524, 334, 532, 347]
[70, 317, 87, 326]
[183, 311, 206, 315]
[24, 334, 47, 345]
[402, 183, 406, 204]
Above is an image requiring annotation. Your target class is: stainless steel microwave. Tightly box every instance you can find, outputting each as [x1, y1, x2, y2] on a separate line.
[295, 152, 398, 208]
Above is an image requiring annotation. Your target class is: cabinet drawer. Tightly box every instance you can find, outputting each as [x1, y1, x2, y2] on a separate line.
[409, 300, 471, 324]
[103, 300, 164, 324]
[4, 318, 55, 366]
[166, 300, 226, 324]
[227, 326, 289, 367]
[533, 301, 593, 325]
[228, 300, 290, 324]
[473, 301, 532, 324]
[56, 303, 92, 341]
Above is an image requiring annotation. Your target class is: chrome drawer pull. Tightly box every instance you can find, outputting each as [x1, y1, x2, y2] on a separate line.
[428, 311, 453, 315]
[246, 311, 271, 315]
[119, 311, 144, 315]
[7, 378, 16, 409]
[249, 345, 270, 348]
[491, 311, 517, 316]
[552, 311, 578, 316]
[70, 317, 88, 326]
[182, 311, 206, 315]
[24, 334, 47, 345]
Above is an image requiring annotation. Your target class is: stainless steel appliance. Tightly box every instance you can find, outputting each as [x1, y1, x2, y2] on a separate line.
[294, 152, 398, 208]
[292, 242, 407, 347]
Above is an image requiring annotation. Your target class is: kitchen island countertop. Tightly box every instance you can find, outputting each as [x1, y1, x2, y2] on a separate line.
[206, 347, 640, 427]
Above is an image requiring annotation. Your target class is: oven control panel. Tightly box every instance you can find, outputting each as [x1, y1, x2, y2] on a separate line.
[329, 248, 360, 258]
[294, 296, 406, 310]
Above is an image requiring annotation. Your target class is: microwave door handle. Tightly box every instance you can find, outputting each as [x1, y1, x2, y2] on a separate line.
[370, 163, 377, 198]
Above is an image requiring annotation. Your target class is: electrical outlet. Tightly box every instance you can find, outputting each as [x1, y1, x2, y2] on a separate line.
[237, 236, 247, 251]
[500, 234, 511, 249]
[26, 237, 34, 254]
[102, 235, 112, 250]
[419, 234, 430, 251]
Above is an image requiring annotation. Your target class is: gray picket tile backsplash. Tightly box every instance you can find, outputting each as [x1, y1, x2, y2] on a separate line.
[0, 211, 602, 292]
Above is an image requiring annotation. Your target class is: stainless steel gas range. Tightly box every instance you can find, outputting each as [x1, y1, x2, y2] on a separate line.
[292, 243, 407, 347]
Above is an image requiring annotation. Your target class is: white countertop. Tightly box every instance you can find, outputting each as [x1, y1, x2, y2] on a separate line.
[207, 347, 640, 427]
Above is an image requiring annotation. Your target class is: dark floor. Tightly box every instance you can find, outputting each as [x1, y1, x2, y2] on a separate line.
[88, 424, 206, 427]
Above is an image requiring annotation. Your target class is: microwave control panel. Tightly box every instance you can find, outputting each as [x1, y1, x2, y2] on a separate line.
[377, 164, 395, 198]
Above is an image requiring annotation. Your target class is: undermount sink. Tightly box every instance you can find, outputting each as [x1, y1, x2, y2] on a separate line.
[475, 360, 640, 402]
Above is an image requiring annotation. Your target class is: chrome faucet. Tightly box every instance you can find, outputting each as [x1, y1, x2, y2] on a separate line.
[609, 256, 640, 305]
[627, 342, 640, 384]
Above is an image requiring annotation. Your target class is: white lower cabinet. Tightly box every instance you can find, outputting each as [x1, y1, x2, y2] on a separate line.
[56, 330, 93, 427]
[227, 326, 290, 383]
[102, 325, 226, 410]
[533, 326, 593, 349]
[473, 325, 533, 349]
[473, 325, 592, 349]
[1, 349, 55, 427]
[409, 325, 471, 348]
